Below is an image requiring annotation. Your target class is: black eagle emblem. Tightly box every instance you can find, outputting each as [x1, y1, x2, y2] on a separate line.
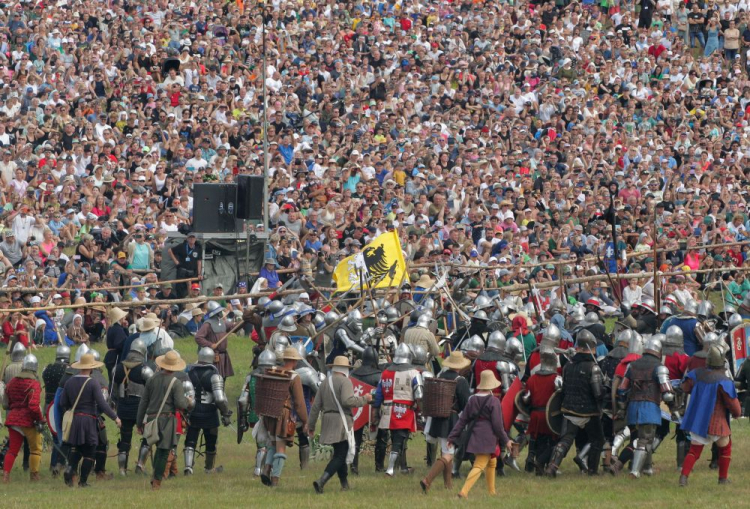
[363, 245, 398, 282]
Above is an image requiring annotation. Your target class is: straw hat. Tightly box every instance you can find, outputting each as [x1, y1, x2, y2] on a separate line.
[327, 356, 352, 368]
[155, 350, 186, 372]
[138, 318, 158, 332]
[476, 370, 501, 391]
[415, 273, 435, 288]
[442, 351, 471, 371]
[73, 297, 87, 307]
[71, 353, 104, 370]
[282, 346, 302, 361]
[192, 308, 205, 317]
[109, 308, 128, 323]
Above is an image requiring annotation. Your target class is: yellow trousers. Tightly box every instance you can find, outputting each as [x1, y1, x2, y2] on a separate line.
[7, 426, 42, 474]
[458, 453, 496, 498]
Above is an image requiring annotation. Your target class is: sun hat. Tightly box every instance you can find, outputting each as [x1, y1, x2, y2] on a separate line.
[442, 351, 471, 371]
[282, 346, 302, 361]
[476, 370, 502, 391]
[155, 350, 186, 372]
[71, 353, 104, 370]
[327, 355, 352, 368]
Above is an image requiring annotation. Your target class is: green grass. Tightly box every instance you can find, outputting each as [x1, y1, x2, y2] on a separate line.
[2, 335, 749, 508]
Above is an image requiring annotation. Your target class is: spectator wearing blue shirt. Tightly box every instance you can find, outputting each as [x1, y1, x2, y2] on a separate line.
[259, 257, 282, 288]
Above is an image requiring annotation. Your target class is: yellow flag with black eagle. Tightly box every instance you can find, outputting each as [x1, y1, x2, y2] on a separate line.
[332, 231, 407, 293]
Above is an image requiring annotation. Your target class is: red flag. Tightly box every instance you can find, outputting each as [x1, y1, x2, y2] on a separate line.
[350, 378, 374, 430]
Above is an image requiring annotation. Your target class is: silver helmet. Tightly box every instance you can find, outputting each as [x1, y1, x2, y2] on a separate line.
[474, 295, 492, 311]
[658, 305, 673, 316]
[90, 349, 101, 361]
[569, 307, 586, 325]
[384, 307, 400, 323]
[10, 341, 26, 362]
[313, 311, 326, 330]
[723, 304, 737, 315]
[487, 331, 506, 351]
[257, 349, 277, 368]
[683, 299, 698, 315]
[278, 315, 297, 333]
[393, 343, 413, 365]
[130, 338, 148, 358]
[197, 347, 215, 364]
[702, 331, 720, 350]
[266, 300, 284, 315]
[697, 300, 714, 319]
[628, 333, 644, 355]
[584, 312, 601, 325]
[616, 329, 635, 346]
[638, 299, 656, 315]
[416, 314, 432, 329]
[55, 345, 71, 362]
[706, 346, 724, 369]
[664, 325, 684, 348]
[257, 296, 271, 309]
[548, 299, 566, 315]
[473, 310, 489, 321]
[505, 337, 524, 359]
[461, 335, 486, 355]
[575, 329, 597, 351]
[205, 300, 224, 319]
[422, 297, 436, 311]
[75, 343, 90, 363]
[324, 311, 340, 326]
[346, 309, 363, 333]
[294, 341, 308, 360]
[21, 354, 38, 373]
[410, 344, 429, 366]
[644, 335, 664, 357]
[728, 313, 743, 330]
[544, 324, 561, 342]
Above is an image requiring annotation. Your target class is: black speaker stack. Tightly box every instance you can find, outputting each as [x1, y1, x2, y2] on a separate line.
[192, 176, 264, 233]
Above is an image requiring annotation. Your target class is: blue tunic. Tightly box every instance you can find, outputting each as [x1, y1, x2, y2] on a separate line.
[681, 369, 737, 438]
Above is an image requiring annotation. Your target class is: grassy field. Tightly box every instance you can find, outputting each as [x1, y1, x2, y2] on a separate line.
[1, 334, 748, 509]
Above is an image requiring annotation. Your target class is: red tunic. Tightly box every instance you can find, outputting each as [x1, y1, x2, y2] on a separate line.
[686, 355, 706, 374]
[473, 359, 501, 396]
[525, 373, 558, 438]
[615, 353, 642, 378]
[2, 321, 29, 347]
[664, 351, 689, 380]
[5, 376, 43, 427]
[527, 350, 541, 373]
[379, 369, 417, 432]
[501, 377, 523, 432]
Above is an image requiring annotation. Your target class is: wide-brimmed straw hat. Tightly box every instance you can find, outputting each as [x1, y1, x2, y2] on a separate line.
[282, 346, 302, 361]
[71, 353, 104, 370]
[415, 273, 435, 288]
[442, 351, 471, 371]
[327, 356, 352, 368]
[109, 308, 128, 323]
[138, 318, 158, 332]
[476, 370, 501, 391]
[155, 350, 186, 372]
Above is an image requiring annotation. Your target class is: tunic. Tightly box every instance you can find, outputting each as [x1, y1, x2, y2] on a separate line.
[195, 322, 234, 378]
[60, 374, 117, 445]
[5, 373, 43, 427]
[136, 371, 189, 449]
[42, 361, 68, 406]
[447, 393, 510, 455]
[525, 372, 558, 437]
[682, 368, 741, 438]
[308, 374, 367, 445]
[262, 373, 308, 441]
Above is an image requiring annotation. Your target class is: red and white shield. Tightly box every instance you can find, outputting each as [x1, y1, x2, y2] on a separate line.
[45, 401, 58, 436]
[350, 378, 374, 431]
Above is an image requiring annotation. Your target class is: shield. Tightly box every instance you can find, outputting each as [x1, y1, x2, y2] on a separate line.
[290, 335, 313, 355]
[545, 390, 564, 435]
[45, 401, 57, 437]
[350, 378, 374, 430]
[501, 377, 523, 432]
[514, 390, 531, 418]
[730, 323, 750, 375]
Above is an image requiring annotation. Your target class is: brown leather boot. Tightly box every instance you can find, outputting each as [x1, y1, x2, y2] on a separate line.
[163, 451, 174, 480]
[169, 451, 179, 478]
[151, 479, 162, 490]
[420, 458, 445, 494]
[96, 471, 114, 481]
[443, 459, 453, 489]
[30, 472, 41, 482]
[271, 476, 279, 487]
[3, 471, 10, 483]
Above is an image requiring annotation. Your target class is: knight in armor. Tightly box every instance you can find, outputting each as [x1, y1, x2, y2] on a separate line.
[237, 350, 277, 477]
[544, 332, 605, 477]
[262, 300, 287, 340]
[519, 351, 560, 475]
[2, 354, 43, 483]
[360, 307, 400, 365]
[259, 347, 309, 488]
[327, 310, 365, 364]
[2, 342, 29, 471]
[372, 343, 424, 477]
[616, 337, 674, 478]
[679, 346, 742, 487]
[663, 325, 690, 469]
[184, 347, 233, 475]
[112, 339, 155, 476]
[686, 331, 721, 373]
[660, 299, 700, 356]
[499, 337, 527, 471]
[459, 335, 486, 390]
[599, 330, 632, 471]
[420, 351, 470, 493]
[627, 300, 659, 335]
[351, 347, 383, 473]
[473, 331, 506, 397]
[294, 342, 321, 470]
[451, 309, 491, 350]
[393, 284, 416, 327]
[578, 313, 610, 356]
[403, 314, 440, 369]
[195, 302, 234, 378]
[42, 344, 70, 474]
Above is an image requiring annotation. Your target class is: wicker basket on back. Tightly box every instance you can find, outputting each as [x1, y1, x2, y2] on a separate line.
[254, 368, 292, 418]
[422, 377, 457, 418]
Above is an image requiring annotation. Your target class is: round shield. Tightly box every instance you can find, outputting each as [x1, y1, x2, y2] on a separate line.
[545, 390, 564, 435]
[514, 390, 531, 418]
[45, 401, 57, 437]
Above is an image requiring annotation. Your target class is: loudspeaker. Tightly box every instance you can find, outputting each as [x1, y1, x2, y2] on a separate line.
[192, 183, 243, 233]
[236, 175, 264, 220]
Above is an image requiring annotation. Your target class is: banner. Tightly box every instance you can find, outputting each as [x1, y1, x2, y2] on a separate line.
[730, 324, 750, 374]
[332, 231, 407, 293]
[350, 378, 375, 430]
